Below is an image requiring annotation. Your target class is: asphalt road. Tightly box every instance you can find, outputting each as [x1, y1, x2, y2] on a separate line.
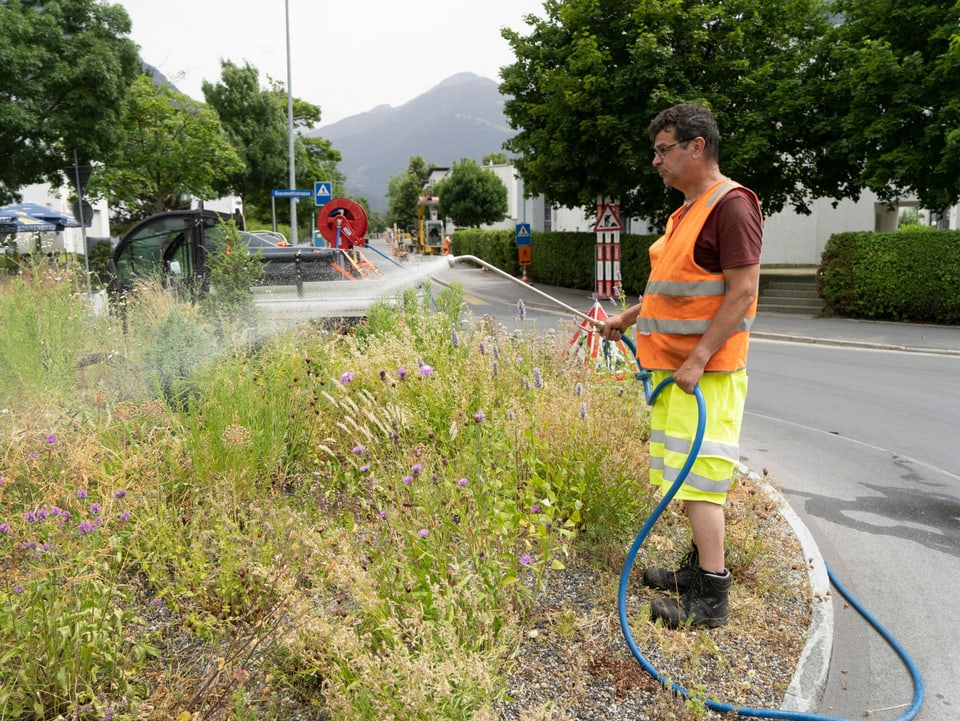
[741, 340, 960, 721]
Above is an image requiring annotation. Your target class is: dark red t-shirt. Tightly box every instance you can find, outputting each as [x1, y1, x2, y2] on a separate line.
[693, 188, 763, 273]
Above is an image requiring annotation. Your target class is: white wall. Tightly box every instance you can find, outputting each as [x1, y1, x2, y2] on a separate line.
[760, 193, 878, 266]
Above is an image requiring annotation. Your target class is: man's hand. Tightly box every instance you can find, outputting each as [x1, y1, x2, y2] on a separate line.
[601, 303, 642, 341]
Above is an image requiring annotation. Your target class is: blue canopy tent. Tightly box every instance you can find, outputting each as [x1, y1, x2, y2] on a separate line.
[0, 202, 81, 234]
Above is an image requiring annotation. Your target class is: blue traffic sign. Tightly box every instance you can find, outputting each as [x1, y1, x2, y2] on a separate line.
[272, 189, 312, 198]
[515, 223, 532, 246]
[314, 181, 333, 206]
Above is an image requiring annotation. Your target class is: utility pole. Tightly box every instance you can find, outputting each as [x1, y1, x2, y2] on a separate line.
[285, 0, 298, 244]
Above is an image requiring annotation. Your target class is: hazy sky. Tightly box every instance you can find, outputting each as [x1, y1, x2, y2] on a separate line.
[117, 0, 548, 126]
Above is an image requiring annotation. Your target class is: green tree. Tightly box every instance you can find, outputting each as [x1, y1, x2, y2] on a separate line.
[0, 0, 139, 204]
[386, 156, 431, 231]
[203, 63, 344, 237]
[482, 152, 510, 165]
[91, 75, 243, 228]
[500, 0, 831, 225]
[800, 0, 960, 213]
[436, 158, 508, 228]
[203, 62, 288, 212]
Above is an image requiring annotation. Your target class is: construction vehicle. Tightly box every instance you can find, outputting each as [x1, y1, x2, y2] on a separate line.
[402, 196, 445, 255]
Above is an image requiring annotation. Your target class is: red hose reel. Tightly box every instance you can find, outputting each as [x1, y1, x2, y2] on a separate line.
[317, 198, 368, 250]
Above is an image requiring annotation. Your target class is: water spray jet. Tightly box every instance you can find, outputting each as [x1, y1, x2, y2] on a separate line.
[445, 255, 605, 329]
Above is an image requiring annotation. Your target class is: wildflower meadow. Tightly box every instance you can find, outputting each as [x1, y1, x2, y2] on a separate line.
[0, 260, 809, 721]
[0, 260, 660, 720]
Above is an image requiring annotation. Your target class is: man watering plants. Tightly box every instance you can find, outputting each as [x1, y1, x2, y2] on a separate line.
[602, 103, 763, 628]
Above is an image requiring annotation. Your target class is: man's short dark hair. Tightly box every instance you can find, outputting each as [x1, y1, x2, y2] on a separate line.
[648, 103, 720, 161]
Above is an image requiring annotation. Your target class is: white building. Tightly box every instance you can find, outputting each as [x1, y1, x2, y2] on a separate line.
[463, 162, 957, 266]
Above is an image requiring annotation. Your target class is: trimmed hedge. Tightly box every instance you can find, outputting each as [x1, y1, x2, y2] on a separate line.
[451, 229, 657, 299]
[819, 230, 960, 324]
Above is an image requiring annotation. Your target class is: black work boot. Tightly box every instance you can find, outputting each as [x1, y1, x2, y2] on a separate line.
[649, 567, 731, 629]
[643, 544, 699, 594]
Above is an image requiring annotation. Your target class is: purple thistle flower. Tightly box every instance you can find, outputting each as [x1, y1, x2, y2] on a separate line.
[114, 489, 127, 499]
[419, 365, 434, 377]
[76, 489, 88, 500]
[119, 511, 131, 522]
[473, 410, 486, 424]
[60, 510, 72, 521]
[377, 510, 387, 520]
[457, 477, 468, 487]
[411, 463, 423, 476]
[352, 445, 366, 454]
[359, 464, 370, 472]
[29, 453, 38, 459]
[12, 584, 23, 595]
[89, 503, 101, 516]
[36, 508, 47, 520]
[402, 475, 413, 485]
[24, 510, 37, 523]
[78, 520, 96, 534]
[49, 506, 62, 517]
[520, 554, 533, 565]
[397, 367, 407, 380]
[0, 523, 10, 534]
[531, 504, 541, 513]
[46, 434, 56, 444]
[339, 371, 354, 385]
[418, 528, 429, 538]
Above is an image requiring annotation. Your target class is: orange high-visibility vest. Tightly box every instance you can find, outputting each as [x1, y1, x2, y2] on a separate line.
[636, 180, 761, 372]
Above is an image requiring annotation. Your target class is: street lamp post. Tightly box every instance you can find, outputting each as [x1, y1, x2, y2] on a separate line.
[285, 0, 298, 244]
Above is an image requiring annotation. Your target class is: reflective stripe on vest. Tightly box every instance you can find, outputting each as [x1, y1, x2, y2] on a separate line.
[636, 180, 761, 372]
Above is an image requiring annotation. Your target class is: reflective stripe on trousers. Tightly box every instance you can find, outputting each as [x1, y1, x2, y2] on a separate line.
[648, 370, 748, 502]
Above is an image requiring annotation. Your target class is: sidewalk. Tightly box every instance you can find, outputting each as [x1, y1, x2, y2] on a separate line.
[750, 313, 960, 356]
[493, 274, 960, 357]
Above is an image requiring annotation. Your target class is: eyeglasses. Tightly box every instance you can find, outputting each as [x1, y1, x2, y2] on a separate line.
[653, 141, 686, 159]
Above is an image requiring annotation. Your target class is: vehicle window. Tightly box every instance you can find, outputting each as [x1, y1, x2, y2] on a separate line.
[114, 216, 192, 285]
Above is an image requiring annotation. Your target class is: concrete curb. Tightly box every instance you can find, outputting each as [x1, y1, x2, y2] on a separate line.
[751, 331, 960, 357]
[740, 466, 834, 713]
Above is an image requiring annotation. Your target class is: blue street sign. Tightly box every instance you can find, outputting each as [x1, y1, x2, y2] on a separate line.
[314, 181, 333, 206]
[272, 189, 312, 198]
[515, 223, 532, 246]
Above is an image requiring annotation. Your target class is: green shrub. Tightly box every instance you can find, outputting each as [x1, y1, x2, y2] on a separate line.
[819, 229, 960, 323]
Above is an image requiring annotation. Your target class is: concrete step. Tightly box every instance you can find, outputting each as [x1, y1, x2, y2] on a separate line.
[761, 288, 822, 301]
[758, 273, 824, 315]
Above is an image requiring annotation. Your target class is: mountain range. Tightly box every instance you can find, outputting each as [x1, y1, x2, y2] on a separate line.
[312, 72, 517, 214]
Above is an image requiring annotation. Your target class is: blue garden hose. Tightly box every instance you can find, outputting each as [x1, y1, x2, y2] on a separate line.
[615, 334, 924, 721]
